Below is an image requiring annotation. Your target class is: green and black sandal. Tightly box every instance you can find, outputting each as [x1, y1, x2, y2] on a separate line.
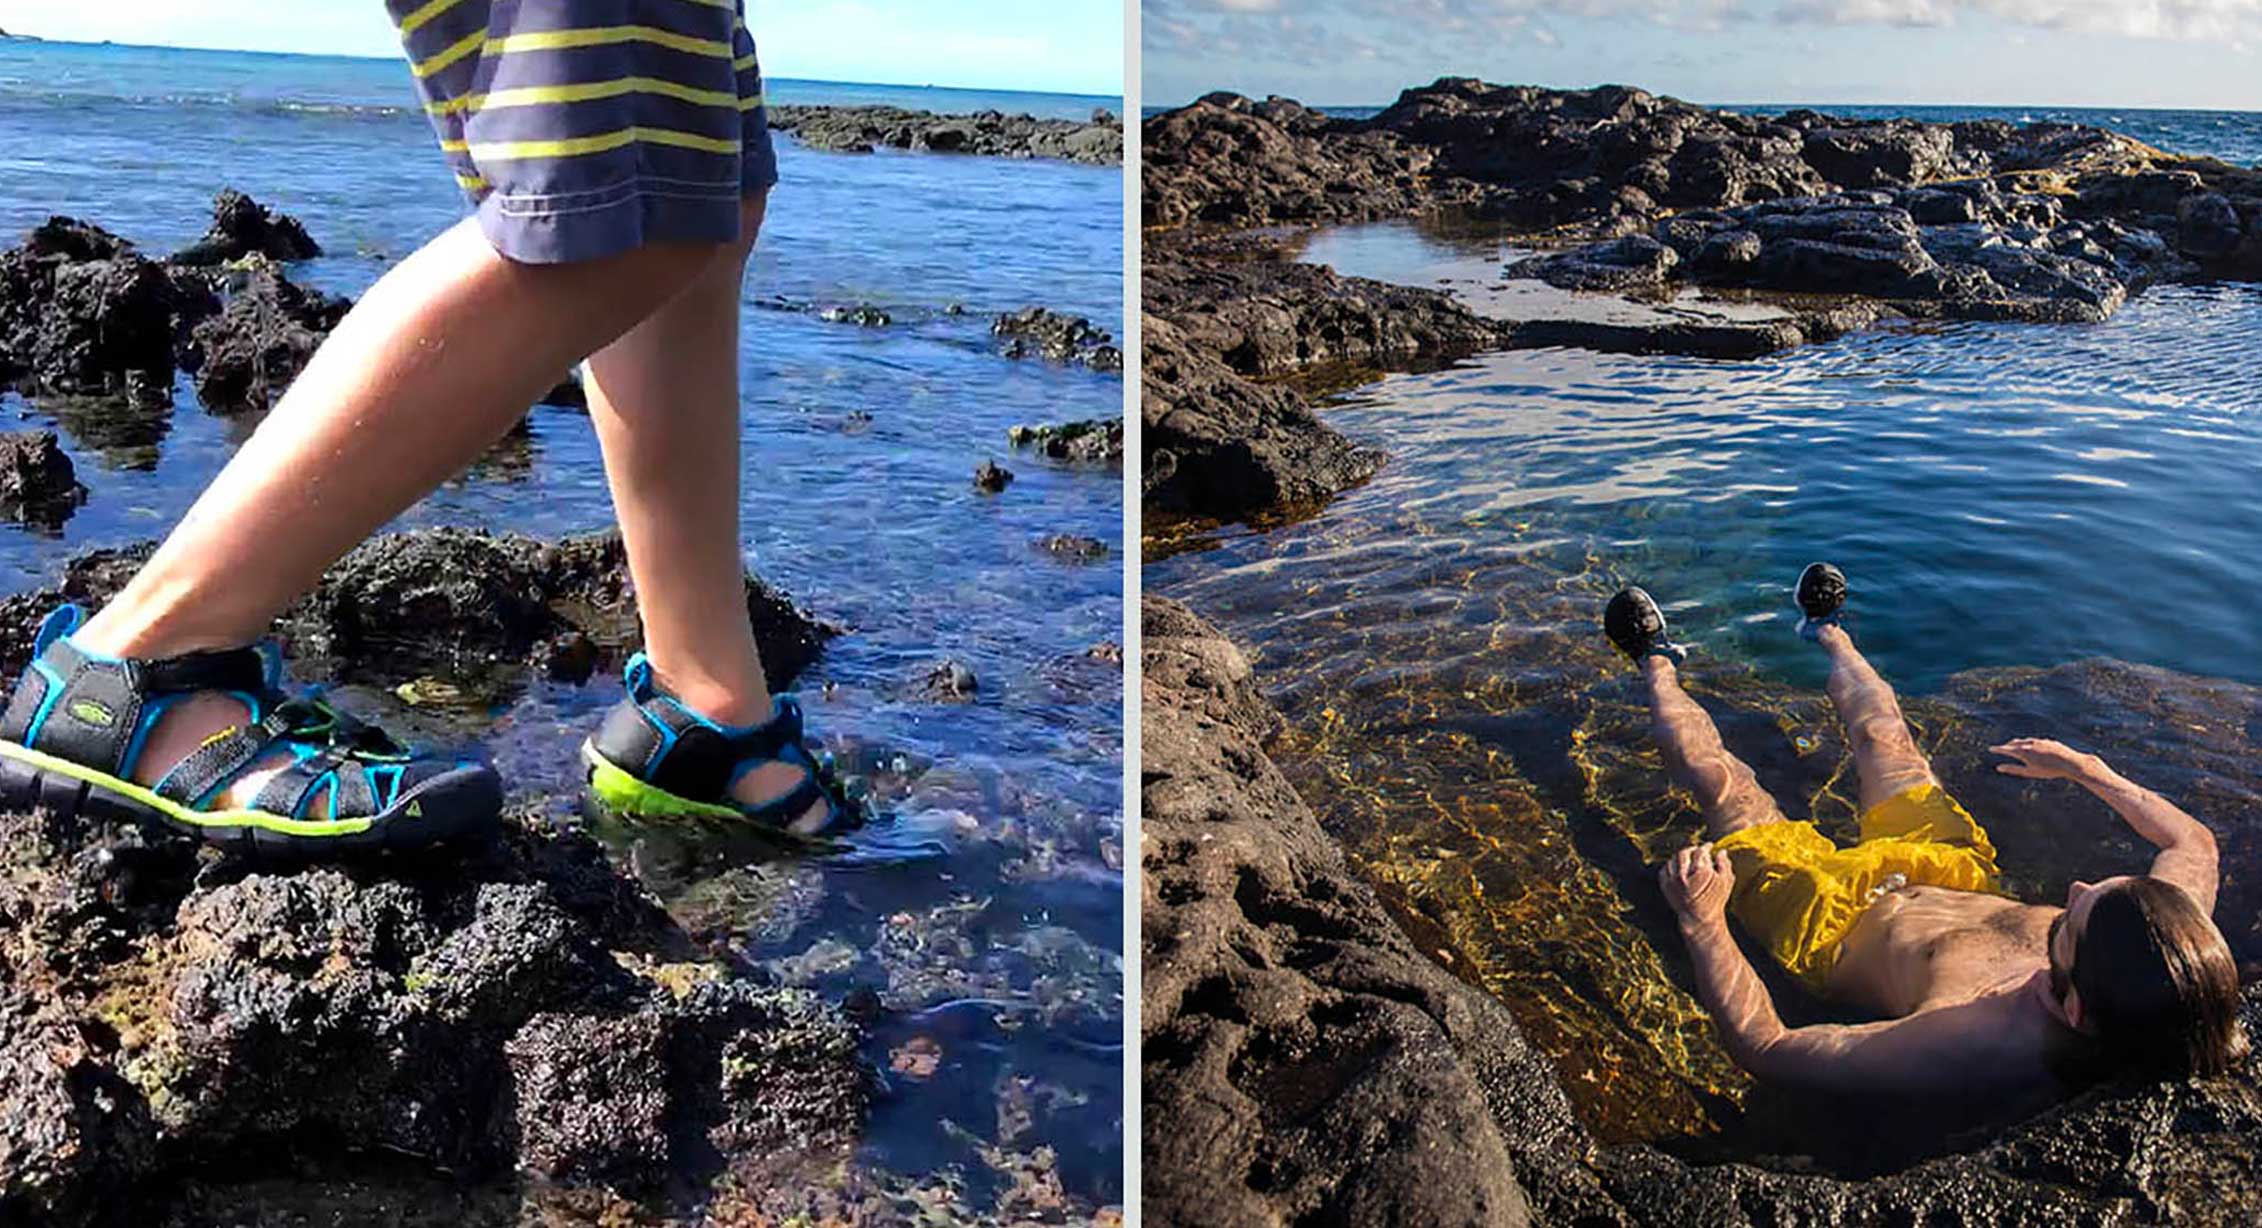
[0, 605, 502, 855]
[580, 653, 848, 837]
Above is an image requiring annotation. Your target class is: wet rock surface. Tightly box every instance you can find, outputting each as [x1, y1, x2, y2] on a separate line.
[0, 430, 86, 526]
[1143, 259, 1509, 524]
[181, 258, 351, 414]
[0, 218, 212, 403]
[992, 307, 1123, 371]
[1143, 596, 2262, 1228]
[1142, 313, 1381, 524]
[0, 528, 838, 700]
[0, 198, 645, 421]
[769, 105, 1123, 166]
[0, 806, 866, 1226]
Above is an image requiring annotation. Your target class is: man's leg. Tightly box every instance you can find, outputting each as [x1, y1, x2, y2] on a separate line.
[67, 218, 724, 803]
[580, 194, 825, 832]
[1812, 623, 1937, 812]
[1645, 655, 1791, 838]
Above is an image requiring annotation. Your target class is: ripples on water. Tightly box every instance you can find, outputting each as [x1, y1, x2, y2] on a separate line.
[1151, 210, 2262, 1149]
[1, 41, 1124, 1208]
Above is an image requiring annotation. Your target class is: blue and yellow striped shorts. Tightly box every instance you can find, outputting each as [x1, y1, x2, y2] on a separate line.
[387, 0, 780, 264]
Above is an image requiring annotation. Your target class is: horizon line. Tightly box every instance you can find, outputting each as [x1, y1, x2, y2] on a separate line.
[1146, 87, 2262, 116]
[0, 33, 1124, 100]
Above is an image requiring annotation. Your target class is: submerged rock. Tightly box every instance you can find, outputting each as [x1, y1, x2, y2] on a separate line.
[992, 307, 1123, 371]
[973, 460, 1014, 493]
[0, 807, 867, 1224]
[0, 430, 86, 525]
[1143, 595, 2262, 1228]
[1007, 417, 1123, 465]
[769, 105, 1123, 166]
[919, 659, 978, 702]
[1142, 597, 1591, 1226]
[167, 189, 322, 267]
[820, 303, 891, 328]
[1035, 534, 1108, 562]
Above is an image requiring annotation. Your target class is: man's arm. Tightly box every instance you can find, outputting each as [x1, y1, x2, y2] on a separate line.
[1663, 845, 1994, 1094]
[1679, 906, 2001, 1091]
[1993, 738, 2218, 913]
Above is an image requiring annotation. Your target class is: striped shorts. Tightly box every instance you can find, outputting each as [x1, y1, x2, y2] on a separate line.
[386, 0, 780, 264]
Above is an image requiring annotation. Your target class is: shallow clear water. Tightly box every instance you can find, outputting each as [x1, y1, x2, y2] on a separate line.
[1151, 213, 2262, 1147]
[1293, 222, 2262, 696]
[0, 41, 1124, 1209]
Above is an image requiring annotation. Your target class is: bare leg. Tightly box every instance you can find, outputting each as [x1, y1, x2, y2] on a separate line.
[582, 194, 825, 831]
[1644, 656, 1790, 838]
[1813, 623, 1936, 811]
[68, 218, 723, 804]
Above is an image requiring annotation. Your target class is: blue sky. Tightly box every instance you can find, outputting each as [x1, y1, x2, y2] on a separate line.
[1143, 0, 2262, 110]
[0, 0, 1125, 96]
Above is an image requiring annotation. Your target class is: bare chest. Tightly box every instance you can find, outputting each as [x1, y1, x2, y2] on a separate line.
[1832, 887, 2058, 1015]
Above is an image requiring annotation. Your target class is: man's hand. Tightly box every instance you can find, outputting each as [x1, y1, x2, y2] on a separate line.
[1661, 843, 1734, 931]
[1990, 737, 2104, 782]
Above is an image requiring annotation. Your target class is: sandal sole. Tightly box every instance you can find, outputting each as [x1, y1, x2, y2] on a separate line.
[0, 740, 501, 859]
[580, 742, 839, 845]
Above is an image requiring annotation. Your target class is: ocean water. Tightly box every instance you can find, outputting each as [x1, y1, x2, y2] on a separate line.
[1149, 105, 2262, 1149]
[0, 40, 1124, 1211]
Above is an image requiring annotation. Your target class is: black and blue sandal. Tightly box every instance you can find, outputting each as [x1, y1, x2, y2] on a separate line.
[1795, 561, 1848, 641]
[1604, 586, 1688, 664]
[580, 653, 849, 836]
[0, 606, 502, 855]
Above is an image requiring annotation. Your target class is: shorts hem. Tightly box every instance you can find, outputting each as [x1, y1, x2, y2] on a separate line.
[472, 176, 775, 265]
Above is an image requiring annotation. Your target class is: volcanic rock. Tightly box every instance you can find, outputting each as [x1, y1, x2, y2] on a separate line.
[168, 189, 322, 267]
[769, 105, 1122, 166]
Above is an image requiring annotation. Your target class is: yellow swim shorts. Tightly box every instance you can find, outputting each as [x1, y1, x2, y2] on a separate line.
[1713, 783, 2001, 992]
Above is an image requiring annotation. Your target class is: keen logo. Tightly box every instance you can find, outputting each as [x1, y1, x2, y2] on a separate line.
[68, 700, 115, 728]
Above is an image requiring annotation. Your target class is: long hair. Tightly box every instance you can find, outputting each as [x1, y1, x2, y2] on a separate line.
[2069, 878, 2247, 1079]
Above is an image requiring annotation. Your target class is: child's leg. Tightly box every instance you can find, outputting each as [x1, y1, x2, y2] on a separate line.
[1811, 623, 1937, 812]
[70, 218, 724, 804]
[1645, 655, 1790, 839]
[580, 194, 825, 831]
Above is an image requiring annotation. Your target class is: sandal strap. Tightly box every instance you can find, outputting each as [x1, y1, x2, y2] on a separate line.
[152, 705, 299, 806]
[137, 646, 269, 698]
[249, 749, 380, 819]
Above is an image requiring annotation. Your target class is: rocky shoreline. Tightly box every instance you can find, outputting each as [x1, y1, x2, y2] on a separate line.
[1141, 79, 2262, 526]
[769, 104, 1122, 166]
[1144, 595, 2262, 1227]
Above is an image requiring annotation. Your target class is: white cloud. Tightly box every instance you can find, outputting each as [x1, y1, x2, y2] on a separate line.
[1777, 0, 2262, 39]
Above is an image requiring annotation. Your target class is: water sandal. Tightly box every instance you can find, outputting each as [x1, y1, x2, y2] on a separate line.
[580, 652, 849, 836]
[0, 605, 502, 856]
[1604, 586, 1687, 664]
[1796, 561, 1848, 641]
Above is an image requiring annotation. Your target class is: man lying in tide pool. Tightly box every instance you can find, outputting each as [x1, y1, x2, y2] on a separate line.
[1603, 563, 2246, 1103]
